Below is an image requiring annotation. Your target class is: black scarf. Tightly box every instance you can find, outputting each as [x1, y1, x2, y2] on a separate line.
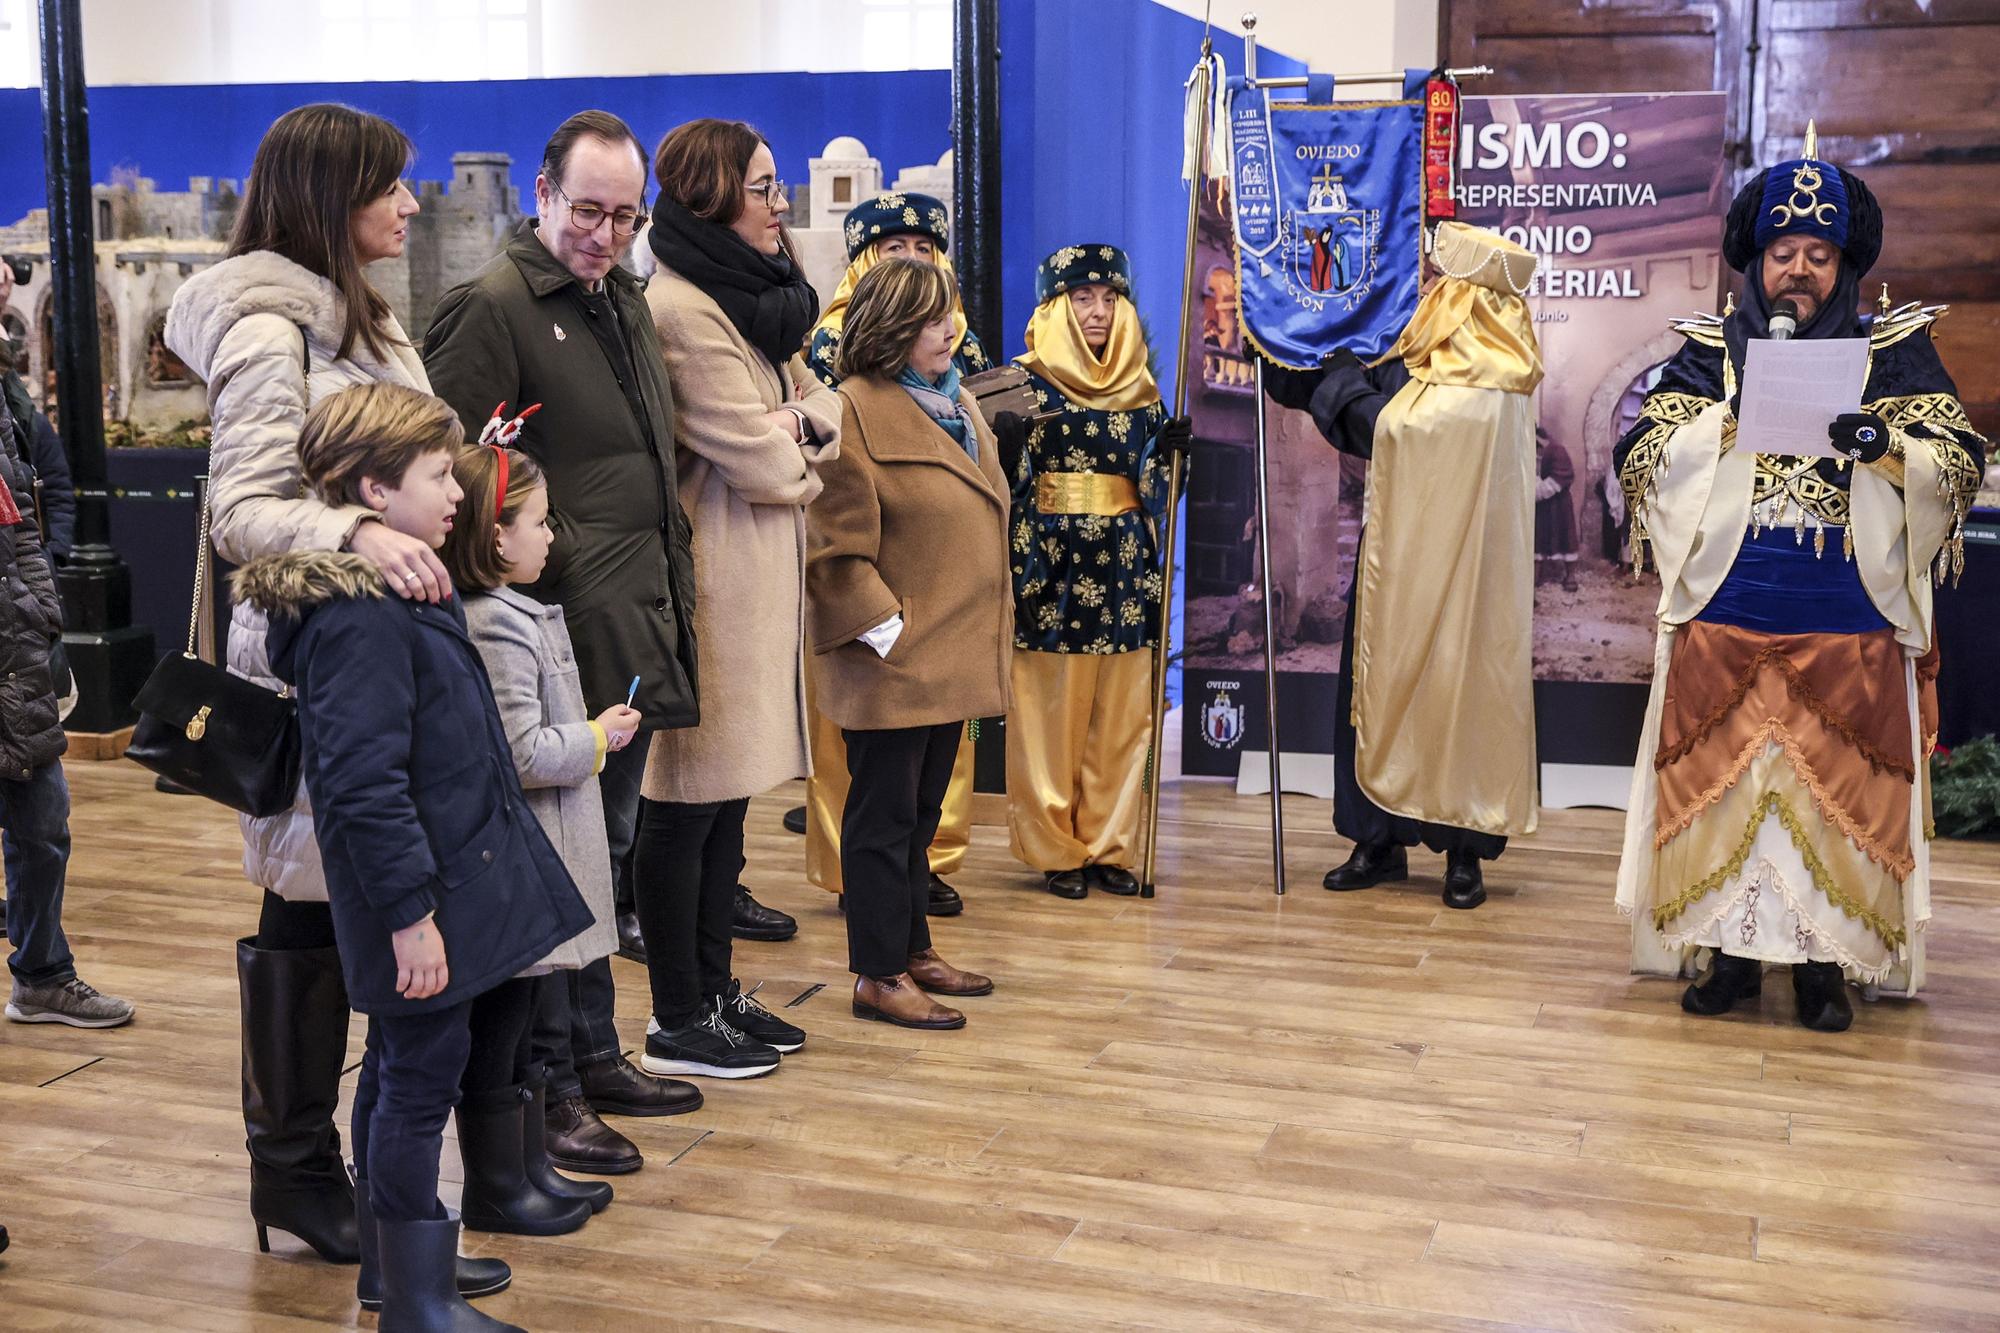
[1723, 256, 1862, 382]
[648, 195, 819, 368]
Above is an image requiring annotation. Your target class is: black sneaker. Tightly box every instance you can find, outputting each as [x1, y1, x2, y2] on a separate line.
[641, 1002, 780, 1079]
[718, 980, 805, 1054]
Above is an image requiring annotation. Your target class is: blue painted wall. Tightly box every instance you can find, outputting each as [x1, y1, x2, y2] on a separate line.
[996, 0, 1300, 706]
[0, 70, 952, 224]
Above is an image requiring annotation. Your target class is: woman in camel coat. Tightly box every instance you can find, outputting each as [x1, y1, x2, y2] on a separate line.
[634, 118, 841, 1079]
[808, 257, 1011, 1031]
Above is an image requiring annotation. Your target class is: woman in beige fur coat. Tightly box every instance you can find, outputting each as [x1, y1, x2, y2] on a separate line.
[632, 119, 840, 1080]
[162, 104, 430, 1268]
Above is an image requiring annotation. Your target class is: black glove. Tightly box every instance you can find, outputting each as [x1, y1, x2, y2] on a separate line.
[1157, 415, 1193, 461]
[1260, 356, 1325, 411]
[993, 410, 1031, 481]
[1829, 411, 1890, 464]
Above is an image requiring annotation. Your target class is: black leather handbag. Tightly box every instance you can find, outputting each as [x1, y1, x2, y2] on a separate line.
[127, 477, 302, 818]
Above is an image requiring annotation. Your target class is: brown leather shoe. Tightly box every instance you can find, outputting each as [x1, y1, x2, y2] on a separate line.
[545, 1093, 642, 1176]
[906, 948, 993, 997]
[852, 974, 965, 1030]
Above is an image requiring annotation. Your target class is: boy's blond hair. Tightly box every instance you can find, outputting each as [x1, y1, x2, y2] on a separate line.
[298, 382, 465, 507]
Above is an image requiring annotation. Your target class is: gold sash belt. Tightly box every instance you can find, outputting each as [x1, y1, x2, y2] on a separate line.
[1035, 472, 1140, 516]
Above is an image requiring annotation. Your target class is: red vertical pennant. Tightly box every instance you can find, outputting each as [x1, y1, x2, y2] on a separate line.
[1424, 76, 1459, 222]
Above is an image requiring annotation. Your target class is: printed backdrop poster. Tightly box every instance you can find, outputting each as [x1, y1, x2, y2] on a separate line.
[1182, 91, 1731, 778]
[1228, 79, 1424, 367]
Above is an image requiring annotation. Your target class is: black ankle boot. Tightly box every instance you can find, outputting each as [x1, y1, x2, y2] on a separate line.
[1324, 842, 1407, 891]
[239, 937, 360, 1264]
[353, 1169, 510, 1311]
[375, 1211, 522, 1331]
[1792, 962, 1854, 1032]
[456, 1086, 591, 1236]
[521, 1084, 612, 1213]
[1682, 951, 1763, 1016]
[1442, 851, 1486, 910]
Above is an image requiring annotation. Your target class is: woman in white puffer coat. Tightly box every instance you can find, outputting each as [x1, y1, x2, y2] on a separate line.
[164, 103, 436, 1268]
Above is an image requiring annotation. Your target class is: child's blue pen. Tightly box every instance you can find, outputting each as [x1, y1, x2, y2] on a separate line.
[624, 676, 640, 708]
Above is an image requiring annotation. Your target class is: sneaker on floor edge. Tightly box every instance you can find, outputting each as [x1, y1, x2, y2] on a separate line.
[640, 1003, 780, 1079]
[6, 975, 135, 1028]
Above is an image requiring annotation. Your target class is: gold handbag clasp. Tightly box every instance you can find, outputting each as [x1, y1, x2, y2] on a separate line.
[186, 705, 211, 742]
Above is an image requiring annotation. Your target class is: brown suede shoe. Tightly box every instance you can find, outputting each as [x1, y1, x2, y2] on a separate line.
[852, 974, 966, 1030]
[906, 948, 994, 997]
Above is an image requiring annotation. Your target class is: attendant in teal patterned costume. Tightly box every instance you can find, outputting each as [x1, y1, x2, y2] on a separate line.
[806, 191, 990, 391]
[1005, 244, 1190, 898]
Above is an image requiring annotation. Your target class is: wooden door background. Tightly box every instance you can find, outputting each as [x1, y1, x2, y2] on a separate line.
[1439, 0, 2000, 436]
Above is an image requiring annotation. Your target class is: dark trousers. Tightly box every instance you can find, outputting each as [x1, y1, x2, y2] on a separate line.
[1333, 546, 1506, 861]
[461, 975, 535, 1112]
[841, 722, 960, 978]
[600, 741, 646, 916]
[351, 997, 474, 1222]
[633, 796, 745, 1029]
[2, 760, 73, 985]
[254, 889, 338, 951]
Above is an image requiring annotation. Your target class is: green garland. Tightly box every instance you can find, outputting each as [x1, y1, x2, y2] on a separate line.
[1933, 736, 2000, 840]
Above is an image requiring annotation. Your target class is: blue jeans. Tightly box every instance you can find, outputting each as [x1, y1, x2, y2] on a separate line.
[3, 761, 74, 986]
[352, 998, 475, 1222]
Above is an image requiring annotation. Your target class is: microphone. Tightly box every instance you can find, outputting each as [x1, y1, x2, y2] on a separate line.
[1769, 298, 1800, 341]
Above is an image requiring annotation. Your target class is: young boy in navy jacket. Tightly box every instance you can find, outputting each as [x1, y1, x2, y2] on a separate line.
[232, 382, 590, 1331]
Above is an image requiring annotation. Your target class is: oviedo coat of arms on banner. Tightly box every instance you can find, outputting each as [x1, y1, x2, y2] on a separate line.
[1228, 73, 1425, 367]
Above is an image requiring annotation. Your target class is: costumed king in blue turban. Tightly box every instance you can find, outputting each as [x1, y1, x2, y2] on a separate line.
[1003, 245, 1191, 899]
[1612, 125, 1985, 1032]
[801, 193, 991, 920]
[1262, 221, 1545, 912]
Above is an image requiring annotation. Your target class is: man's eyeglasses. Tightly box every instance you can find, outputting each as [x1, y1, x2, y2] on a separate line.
[745, 177, 788, 208]
[550, 179, 648, 238]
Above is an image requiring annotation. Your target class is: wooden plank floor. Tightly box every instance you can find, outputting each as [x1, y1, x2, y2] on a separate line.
[5, 762, 2000, 1331]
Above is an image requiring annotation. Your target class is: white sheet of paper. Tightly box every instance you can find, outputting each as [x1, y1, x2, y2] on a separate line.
[1737, 337, 1870, 457]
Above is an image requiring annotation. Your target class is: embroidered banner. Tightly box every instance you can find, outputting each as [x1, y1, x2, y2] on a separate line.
[1228, 80, 1424, 367]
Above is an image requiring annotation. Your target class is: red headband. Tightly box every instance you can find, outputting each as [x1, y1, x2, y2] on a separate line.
[477, 401, 543, 521]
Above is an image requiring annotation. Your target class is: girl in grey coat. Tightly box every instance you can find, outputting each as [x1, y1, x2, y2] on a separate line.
[442, 439, 650, 1228]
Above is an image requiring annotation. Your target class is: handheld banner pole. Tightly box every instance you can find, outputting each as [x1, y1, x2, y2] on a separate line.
[1250, 357, 1287, 895]
[1138, 30, 1219, 900]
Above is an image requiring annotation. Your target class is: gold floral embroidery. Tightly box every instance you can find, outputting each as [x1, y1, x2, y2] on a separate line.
[1621, 389, 1712, 573]
[1073, 577, 1105, 608]
[1651, 789, 1906, 947]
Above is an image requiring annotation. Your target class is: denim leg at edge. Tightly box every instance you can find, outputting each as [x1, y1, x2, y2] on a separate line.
[352, 997, 474, 1222]
[2, 760, 73, 985]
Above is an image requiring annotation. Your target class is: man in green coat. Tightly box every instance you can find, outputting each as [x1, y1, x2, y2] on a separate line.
[425, 110, 703, 1164]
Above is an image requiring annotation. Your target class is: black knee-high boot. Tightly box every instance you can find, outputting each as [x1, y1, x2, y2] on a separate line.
[239, 936, 360, 1263]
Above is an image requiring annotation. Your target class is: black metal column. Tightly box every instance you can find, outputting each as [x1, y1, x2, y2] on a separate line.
[953, 0, 1007, 795]
[40, 0, 153, 733]
[951, 0, 1002, 351]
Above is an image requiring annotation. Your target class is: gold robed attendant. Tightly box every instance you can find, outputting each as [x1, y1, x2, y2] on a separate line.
[1004, 244, 1172, 898]
[1351, 222, 1543, 838]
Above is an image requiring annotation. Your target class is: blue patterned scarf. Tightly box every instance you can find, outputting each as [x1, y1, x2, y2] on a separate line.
[897, 363, 977, 461]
